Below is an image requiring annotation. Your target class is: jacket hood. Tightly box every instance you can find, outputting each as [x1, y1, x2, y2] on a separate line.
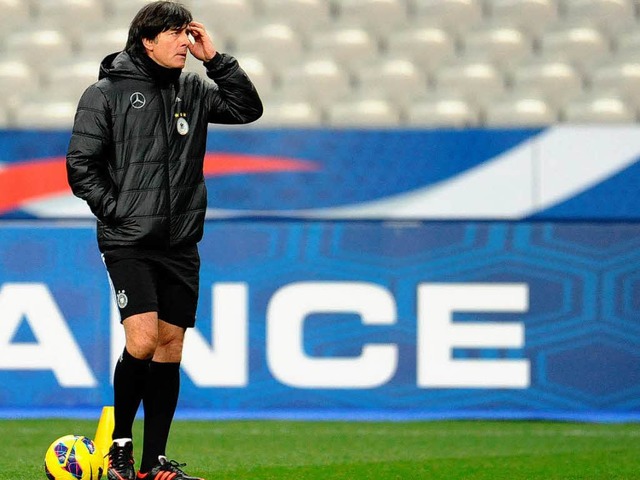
[99, 51, 148, 81]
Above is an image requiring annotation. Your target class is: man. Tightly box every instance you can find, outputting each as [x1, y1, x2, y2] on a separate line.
[66, 2, 262, 479]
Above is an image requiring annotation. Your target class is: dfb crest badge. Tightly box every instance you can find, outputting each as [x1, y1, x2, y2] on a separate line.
[116, 290, 128, 309]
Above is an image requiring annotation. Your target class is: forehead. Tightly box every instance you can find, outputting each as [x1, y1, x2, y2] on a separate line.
[166, 24, 188, 32]
[156, 25, 188, 37]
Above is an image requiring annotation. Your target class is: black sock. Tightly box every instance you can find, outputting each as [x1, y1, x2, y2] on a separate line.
[140, 361, 180, 473]
[112, 348, 150, 440]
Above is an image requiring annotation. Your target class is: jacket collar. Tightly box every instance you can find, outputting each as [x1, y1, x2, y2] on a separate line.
[99, 50, 181, 85]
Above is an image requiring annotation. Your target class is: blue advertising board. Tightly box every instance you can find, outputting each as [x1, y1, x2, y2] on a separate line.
[1, 126, 640, 420]
[2, 126, 640, 220]
[1, 220, 640, 420]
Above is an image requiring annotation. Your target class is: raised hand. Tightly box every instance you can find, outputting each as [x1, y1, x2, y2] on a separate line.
[187, 21, 217, 62]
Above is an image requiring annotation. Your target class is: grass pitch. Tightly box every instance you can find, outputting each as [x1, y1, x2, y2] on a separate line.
[5, 418, 640, 479]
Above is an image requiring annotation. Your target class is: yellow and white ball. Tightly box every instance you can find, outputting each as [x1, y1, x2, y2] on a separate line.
[44, 435, 103, 480]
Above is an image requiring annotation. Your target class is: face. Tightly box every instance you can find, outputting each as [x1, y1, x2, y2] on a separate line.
[143, 27, 190, 69]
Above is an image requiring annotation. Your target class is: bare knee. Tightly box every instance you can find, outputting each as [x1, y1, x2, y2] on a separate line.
[122, 312, 159, 359]
[153, 320, 186, 363]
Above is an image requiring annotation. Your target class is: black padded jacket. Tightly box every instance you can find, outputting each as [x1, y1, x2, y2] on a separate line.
[66, 51, 262, 252]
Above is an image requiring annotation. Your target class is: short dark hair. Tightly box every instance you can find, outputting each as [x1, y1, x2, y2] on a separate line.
[125, 1, 193, 56]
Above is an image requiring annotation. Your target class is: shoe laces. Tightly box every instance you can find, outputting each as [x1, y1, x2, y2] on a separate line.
[159, 458, 188, 474]
[110, 444, 133, 471]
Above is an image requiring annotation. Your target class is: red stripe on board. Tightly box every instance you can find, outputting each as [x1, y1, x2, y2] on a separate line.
[0, 154, 318, 214]
[203, 153, 318, 176]
[0, 157, 68, 214]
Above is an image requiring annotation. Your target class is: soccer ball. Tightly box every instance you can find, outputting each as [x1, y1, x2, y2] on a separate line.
[44, 435, 104, 480]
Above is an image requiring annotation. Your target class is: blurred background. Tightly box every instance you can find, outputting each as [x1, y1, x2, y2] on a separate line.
[1, 0, 640, 128]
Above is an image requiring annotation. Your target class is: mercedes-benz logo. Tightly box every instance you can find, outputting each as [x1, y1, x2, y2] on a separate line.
[130, 92, 146, 109]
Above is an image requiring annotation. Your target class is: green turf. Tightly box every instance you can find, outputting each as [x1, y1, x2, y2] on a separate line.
[5, 418, 640, 479]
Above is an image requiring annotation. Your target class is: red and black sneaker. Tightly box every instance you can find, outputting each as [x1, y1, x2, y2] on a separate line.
[107, 440, 136, 480]
[136, 456, 204, 480]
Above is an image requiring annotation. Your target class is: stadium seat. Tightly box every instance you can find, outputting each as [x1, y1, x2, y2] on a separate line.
[279, 57, 351, 107]
[589, 58, 640, 106]
[106, 0, 160, 20]
[562, 92, 636, 123]
[43, 60, 101, 103]
[0, 59, 38, 109]
[78, 28, 128, 60]
[510, 59, 583, 104]
[32, 0, 106, 34]
[308, 25, 379, 68]
[561, 0, 635, 32]
[12, 99, 77, 129]
[461, 24, 532, 68]
[327, 97, 401, 126]
[255, 0, 331, 31]
[190, 0, 255, 37]
[485, 0, 558, 34]
[385, 26, 456, 72]
[335, 0, 407, 34]
[233, 23, 303, 69]
[539, 24, 610, 69]
[0, 0, 30, 34]
[256, 98, 323, 127]
[614, 28, 640, 55]
[433, 59, 505, 105]
[230, 55, 273, 97]
[484, 93, 557, 126]
[405, 94, 480, 127]
[411, 0, 483, 32]
[354, 57, 427, 106]
[4, 29, 75, 70]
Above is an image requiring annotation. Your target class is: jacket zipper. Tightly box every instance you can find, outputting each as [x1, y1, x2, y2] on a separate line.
[159, 84, 173, 249]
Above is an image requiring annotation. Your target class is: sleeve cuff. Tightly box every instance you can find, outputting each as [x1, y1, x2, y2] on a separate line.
[203, 52, 223, 70]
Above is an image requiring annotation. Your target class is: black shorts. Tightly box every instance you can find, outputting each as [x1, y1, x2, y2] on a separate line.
[103, 245, 200, 328]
